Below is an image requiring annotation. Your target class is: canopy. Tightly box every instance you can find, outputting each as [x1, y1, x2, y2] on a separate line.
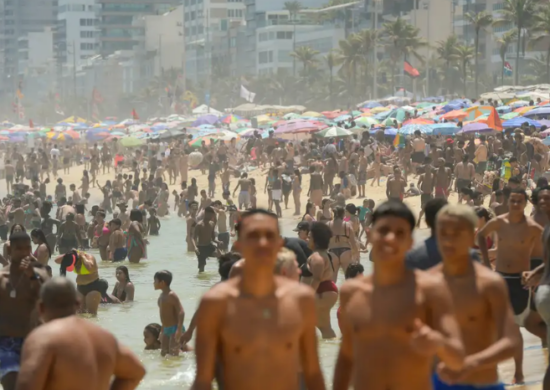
[315, 126, 352, 138]
[502, 117, 542, 128]
[192, 104, 222, 116]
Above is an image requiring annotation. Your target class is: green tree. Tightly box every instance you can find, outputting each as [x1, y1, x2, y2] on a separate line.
[290, 46, 319, 77]
[496, 30, 517, 85]
[455, 44, 475, 96]
[436, 35, 459, 94]
[284, 1, 302, 77]
[336, 33, 363, 101]
[530, 3, 550, 83]
[494, 0, 537, 85]
[381, 17, 426, 93]
[465, 11, 493, 97]
[356, 28, 377, 96]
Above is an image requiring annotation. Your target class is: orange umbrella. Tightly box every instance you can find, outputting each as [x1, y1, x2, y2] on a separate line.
[440, 110, 468, 121]
[403, 118, 434, 125]
[514, 106, 535, 115]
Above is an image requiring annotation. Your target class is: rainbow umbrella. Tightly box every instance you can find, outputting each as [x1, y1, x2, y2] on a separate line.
[46, 132, 76, 141]
[222, 114, 241, 124]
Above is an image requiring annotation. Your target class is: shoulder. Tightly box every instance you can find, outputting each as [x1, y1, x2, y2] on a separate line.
[415, 269, 448, 294]
[340, 276, 371, 299]
[526, 217, 544, 232]
[278, 277, 314, 300]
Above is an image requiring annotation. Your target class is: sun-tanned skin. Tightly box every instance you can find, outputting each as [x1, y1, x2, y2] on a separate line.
[15, 277, 145, 390]
[429, 208, 518, 386]
[333, 206, 464, 390]
[192, 211, 326, 390]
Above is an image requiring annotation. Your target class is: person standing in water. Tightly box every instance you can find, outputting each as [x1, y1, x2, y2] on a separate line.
[108, 219, 127, 262]
[154, 270, 185, 357]
[333, 201, 464, 390]
[192, 209, 326, 390]
[430, 204, 518, 389]
[127, 210, 147, 263]
[15, 277, 145, 390]
[193, 206, 220, 273]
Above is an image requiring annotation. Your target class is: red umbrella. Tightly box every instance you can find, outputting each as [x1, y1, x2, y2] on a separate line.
[322, 110, 348, 119]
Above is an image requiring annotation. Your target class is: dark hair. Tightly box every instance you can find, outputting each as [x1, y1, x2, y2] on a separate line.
[475, 206, 491, 222]
[508, 176, 521, 185]
[371, 200, 416, 232]
[116, 265, 131, 282]
[309, 222, 332, 250]
[110, 218, 122, 227]
[9, 231, 31, 246]
[424, 198, 448, 230]
[60, 250, 77, 276]
[9, 224, 26, 237]
[154, 270, 173, 286]
[235, 208, 279, 236]
[130, 209, 143, 223]
[333, 206, 345, 220]
[345, 263, 364, 279]
[218, 252, 242, 281]
[345, 203, 357, 215]
[30, 229, 52, 258]
[510, 188, 528, 201]
[144, 323, 161, 339]
[75, 204, 85, 214]
[537, 177, 549, 188]
[535, 186, 550, 206]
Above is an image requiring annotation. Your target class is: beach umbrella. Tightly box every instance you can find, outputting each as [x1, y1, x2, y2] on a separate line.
[510, 100, 530, 108]
[46, 132, 76, 141]
[59, 116, 87, 124]
[302, 111, 323, 117]
[120, 136, 146, 147]
[383, 117, 401, 127]
[399, 124, 432, 135]
[198, 124, 216, 131]
[496, 106, 512, 114]
[240, 128, 265, 137]
[501, 112, 519, 120]
[274, 120, 325, 134]
[322, 110, 348, 119]
[192, 114, 219, 126]
[428, 123, 459, 136]
[110, 131, 126, 136]
[315, 126, 352, 138]
[524, 107, 550, 118]
[0, 130, 10, 135]
[204, 130, 240, 141]
[283, 113, 301, 120]
[188, 136, 220, 147]
[254, 114, 272, 125]
[334, 114, 352, 122]
[514, 106, 536, 115]
[543, 137, 550, 146]
[355, 117, 379, 126]
[536, 119, 550, 128]
[415, 102, 438, 109]
[402, 118, 434, 125]
[361, 101, 382, 109]
[0, 136, 9, 141]
[502, 117, 542, 128]
[457, 123, 493, 134]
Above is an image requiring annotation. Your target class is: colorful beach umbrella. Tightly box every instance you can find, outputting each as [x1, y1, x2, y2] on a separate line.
[120, 137, 146, 147]
[502, 117, 542, 128]
[428, 123, 459, 136]
[399, 124, 432, 135]
[315, 126, 352, 138]
[222, 114, 240, 124]
[355, 117, 379, 126]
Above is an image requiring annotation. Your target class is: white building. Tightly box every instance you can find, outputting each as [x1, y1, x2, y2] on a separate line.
[56, 0, 100, 67]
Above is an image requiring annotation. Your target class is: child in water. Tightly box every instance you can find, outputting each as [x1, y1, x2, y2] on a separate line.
[148, 208, 161, 236]
[154, 270, 185, 356]
[143, 323, 193, 352]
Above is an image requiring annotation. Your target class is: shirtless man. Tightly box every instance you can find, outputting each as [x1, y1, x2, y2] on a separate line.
[116, 202, 130, 231]
[333, 201, 464, 390]
[386, 165, 407, 202]
[411, 130, 426, 173]
[308, 165, 324, 207]
[70, 184, 81, 205]
[430, 204, 518, 389]
[454, 155, 475, 203]
[8, 198, 25, 227]
[193, 206, 220, 273]
[417, 157, 435, 227]
[434, 158, 452, 199]
[15, 277, 145, 390]
[220, 161, 231, 194]
[213, 201, 230, 252]
[233, 172, 251, 209]
[477, 189, 544, 384]
[154, 270, 185, 357]
[57, 213, 82, 254]
[0, 232, 49, 390]
[192, 209, 326, 390]
[109, 219, 127, 262]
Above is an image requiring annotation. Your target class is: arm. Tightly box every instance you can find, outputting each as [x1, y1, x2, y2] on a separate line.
[308, 255, 324, 292]
[333, 284, 354, 390]
[15, 331, 53, 390]
[109, 233, 116, 260]
[477, 219, 500, 268]
[299, 290, 327, 390]
[110, 342, 146, 390]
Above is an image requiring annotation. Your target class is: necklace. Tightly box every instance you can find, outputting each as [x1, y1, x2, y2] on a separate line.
[9, 273, 25, 298]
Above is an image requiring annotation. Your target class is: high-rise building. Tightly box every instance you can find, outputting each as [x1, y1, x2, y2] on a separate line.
[0, 0, 57, 95]
[97, 0, 180, 56]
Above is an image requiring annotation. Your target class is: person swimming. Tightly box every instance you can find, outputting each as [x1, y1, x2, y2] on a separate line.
[143, 323, 193, 353]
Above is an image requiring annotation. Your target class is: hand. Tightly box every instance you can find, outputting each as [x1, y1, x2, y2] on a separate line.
[175, 329, 182, 344]
[436, 357, 477, 385]
[180, 330, 193, 345]
[522, 270, 541, 288]
[20, 256, 35, 277]
[410, 318, 443, 356]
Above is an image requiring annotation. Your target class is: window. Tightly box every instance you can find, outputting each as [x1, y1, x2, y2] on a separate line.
[185, 12, 189, 21]
[191, 11, 195, 20]
[80, 42, 94, 50]
[80, 18, 94, 26]
[80, 18, 86, 26]
[258, 50, 272, 64]
[276, 31, 285, 39]
[259, 32, 267, 41]
[285, 31, 293, 39]
[80, 31, 94, 38]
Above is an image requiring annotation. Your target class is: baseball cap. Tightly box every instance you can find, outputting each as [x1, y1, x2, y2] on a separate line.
[293, 221, 311, 232]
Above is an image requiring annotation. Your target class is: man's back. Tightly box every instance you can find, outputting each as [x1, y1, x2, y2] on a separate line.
[17, 316, 144, 390]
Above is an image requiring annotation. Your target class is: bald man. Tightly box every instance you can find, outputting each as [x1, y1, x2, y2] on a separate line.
[15, 277, 145, 390]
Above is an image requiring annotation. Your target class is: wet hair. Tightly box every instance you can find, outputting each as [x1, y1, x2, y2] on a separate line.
[475, 206, 492, 222]
[75, 204, 85, 214]
[10, 231, 31, 246]
[59, 250, 77, 276]
[40, 277, 78, 311]
[154, 270, 173, 286]
[309, 222, 332, 251]
[235, 208, 279, 236]
[130, 209, 143, 223]
[371, 200, 416, 232]
[9, 224, 26, 237]
[509, 188, 528, 202]
[218, 252, 242, 281]
[437, 204, 478, 231]
[144, 323, 161, 339]
[333, 206, 345, 220]
[345, 263, 365, 279]
[116, 265, 131, 282]
[110, 218, 122, 227]
[30, 229, 52, 258]
[424, 198, 448, 230]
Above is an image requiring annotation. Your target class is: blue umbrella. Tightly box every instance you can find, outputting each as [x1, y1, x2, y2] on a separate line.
[496, 106, 511, 114]
[192, 114, 219, 127]
[399, 124, 432, 135]
[429, 123, 459, 136]
[334, 114, 352, 122]
[384, 127, 398, 136]
[502, 116, 542, 128]
[524, 107, 550, 118]
[362, 101, 382, 109]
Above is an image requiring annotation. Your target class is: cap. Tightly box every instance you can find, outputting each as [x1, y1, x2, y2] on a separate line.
[293, 221, 311, 232]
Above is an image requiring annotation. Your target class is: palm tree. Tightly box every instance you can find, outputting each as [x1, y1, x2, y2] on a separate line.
[436, 35, 459, 94]
[290, 46, 319, 78]
[496, 30, 517, 85]
[494, 0, 537, 85]
[284, 1, 302, 77]
[464, 11, 493, 97]
[530, 3, 550, 83]
[336, 33, 363, 101]
[324, 50, 338, 107]
[455, 44, 475, 96]
[356, 28, 377, 95]
[381, 17, 427, 93]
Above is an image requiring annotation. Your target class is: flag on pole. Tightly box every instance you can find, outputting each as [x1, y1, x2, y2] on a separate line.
[132, 108, 139, 120]
[240, 85, 256, 103]
[403, 61, 420, 78]
[504, 61, 513, 77]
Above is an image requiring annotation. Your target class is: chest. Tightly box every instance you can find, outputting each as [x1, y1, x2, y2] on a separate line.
[498, 224, 533, 246]
[447, 279, 489, 325]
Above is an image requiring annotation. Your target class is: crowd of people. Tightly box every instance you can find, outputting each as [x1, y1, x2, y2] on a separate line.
[0, 118, 550, 390]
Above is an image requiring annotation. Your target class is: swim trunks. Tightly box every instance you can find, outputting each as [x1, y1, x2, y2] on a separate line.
[412, 151, 425, 164]
[77, 278, 109, 297]
[432, 374, 504, 390]
[0, 336, 24, 378]
[497, 271, 531, 325]
[163, 325, 186, 336]
[421, 193, 433, 208]
[113, 247, 128, 262]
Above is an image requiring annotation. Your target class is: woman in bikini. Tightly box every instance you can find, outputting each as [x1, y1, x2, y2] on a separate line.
[31, 228, 52, 265]
[327, 206, 359, 281]
[301, 201, 316, 223]
[300, 222, 338, 339]
[316, 198, 333, 223]
[128, 209, 147, 263]
[112, 265, 135, 302]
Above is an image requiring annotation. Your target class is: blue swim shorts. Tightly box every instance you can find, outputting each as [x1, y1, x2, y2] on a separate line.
[0, 336, 24, 378]
[163, 325, 186, 337]
[432, 374, 505, 390]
